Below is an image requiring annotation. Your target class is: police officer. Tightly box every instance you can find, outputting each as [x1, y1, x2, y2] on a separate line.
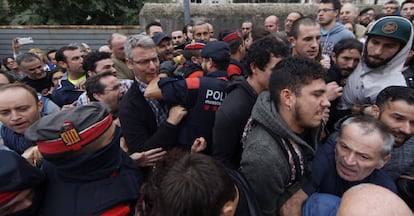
[0, 148, 45, 216]
[25, 102, 142, 216]
[145, 41, 230, 154]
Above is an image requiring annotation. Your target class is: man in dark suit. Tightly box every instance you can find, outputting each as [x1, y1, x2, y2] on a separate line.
[119, 34, 187, 154]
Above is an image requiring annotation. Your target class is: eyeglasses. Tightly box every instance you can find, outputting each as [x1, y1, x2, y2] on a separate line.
[383, 6, 398, 10]
[318, 8, 335, 13]
[104, 84, 121, 92]
[130, 57, 159, 66]
[361, 13, 374, 17]
[242, 27, 251, 30]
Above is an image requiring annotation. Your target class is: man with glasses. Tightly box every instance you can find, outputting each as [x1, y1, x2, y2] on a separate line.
[382, 0, 400, 16]
[119, 34, 187, 154]
[358, 7, 375, 27]
[77, 51, 133, 106]
[318, 0, 355, 57]
[145, 41, 231, 154]
[85, 71, 125, 117]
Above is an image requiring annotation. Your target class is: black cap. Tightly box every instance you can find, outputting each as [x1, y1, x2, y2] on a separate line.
[201, 41, 230, 61]
[152, 32, 171, 45]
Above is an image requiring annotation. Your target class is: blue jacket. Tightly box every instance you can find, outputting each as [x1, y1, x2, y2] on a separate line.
[52, 73, 84, 107]
[1, 126, 36, 154]
[321, 23, 355, 56]
[302, 132, 397, 197]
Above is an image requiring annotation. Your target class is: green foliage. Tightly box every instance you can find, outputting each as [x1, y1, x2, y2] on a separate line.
[4, 0, 144, 25]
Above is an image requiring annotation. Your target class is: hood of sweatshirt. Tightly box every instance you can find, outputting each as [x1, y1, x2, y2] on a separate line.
[251, 91, 316, 153]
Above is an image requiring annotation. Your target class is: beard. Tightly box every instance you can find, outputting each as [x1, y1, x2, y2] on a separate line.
[363, 50, 394, 68]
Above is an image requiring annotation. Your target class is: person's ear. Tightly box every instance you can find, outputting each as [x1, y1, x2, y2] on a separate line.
[331, 52, 337, 64]
[220, 201, 236, 216]
[371, 105, 380, 118]
[126, 58, 133, 70]
[280, 88, 295, 110]
[37, 100, 44, 113]
[250, 63, 258, 75]
[190, 56, 199, 64]
[377, 154, 391, 169]
[289, 36, 296, 47]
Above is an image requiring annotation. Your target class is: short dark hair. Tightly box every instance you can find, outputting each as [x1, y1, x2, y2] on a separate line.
[48, 67, 66, 86]
[182, 24, 192, 35]
[359, 7, 375, 16]
[333, 38, 363, 56]
[83, 51, 112, 73]
[376, 86, 414, 111]
[214, 60, 230, 71]
[320, 0, 341, 11]
[157, 153, 236, 216]
[183, 49, 202, 60]
[289, 17, 319, 38]
[402, 0, 414, 9]
[251, 26, 271, 42]
[46, 49, 58, 61]
[226, 31, 244, 55]
[145, 21, 162, 35]
[242, 20, 254, 29]
[269, 56, 327, 108]
[245, 36, 290, 76]
[56, 46, 80, 63]
[85, 71, 114, 101]
[385, 0, 400, 6]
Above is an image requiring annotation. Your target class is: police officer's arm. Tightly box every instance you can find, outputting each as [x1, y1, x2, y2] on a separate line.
[145, 75, 164, 99]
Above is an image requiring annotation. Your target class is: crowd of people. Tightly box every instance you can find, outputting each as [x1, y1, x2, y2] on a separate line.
[0, 0, 414, 215]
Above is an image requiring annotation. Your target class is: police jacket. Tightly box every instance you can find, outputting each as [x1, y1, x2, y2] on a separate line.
[159, 70, 228, 154]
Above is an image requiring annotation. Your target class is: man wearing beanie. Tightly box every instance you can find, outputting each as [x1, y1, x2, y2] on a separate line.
[341, 16, 414, 110]
[0, 149, 45, 215]
[145, 41, 230, 154]
[25, 102, 142, 216]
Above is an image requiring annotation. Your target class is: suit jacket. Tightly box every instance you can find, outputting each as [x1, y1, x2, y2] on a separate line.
[118, 81, 179, 153]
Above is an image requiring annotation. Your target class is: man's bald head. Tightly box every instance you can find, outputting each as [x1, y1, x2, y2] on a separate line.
[337, 184, 413, 216]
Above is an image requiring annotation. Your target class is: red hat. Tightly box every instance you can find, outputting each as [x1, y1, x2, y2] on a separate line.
[185, 40, 205, 50]
[223, 32, 241, 43]
[25, 102, 113, 158]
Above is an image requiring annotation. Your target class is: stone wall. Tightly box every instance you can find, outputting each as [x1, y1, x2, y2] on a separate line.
[139, 3, 382, 37]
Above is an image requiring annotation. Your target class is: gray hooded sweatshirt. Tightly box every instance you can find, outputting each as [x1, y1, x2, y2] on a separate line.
[340, 16, 413, 109]
[240, 91, 317, 216]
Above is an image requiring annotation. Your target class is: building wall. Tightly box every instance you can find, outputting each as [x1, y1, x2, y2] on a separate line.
[0, 26, 140, 61]
[139, 3, 382, 37]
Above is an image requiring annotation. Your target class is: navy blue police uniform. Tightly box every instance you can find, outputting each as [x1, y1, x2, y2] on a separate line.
[159, 70, 228, 154]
